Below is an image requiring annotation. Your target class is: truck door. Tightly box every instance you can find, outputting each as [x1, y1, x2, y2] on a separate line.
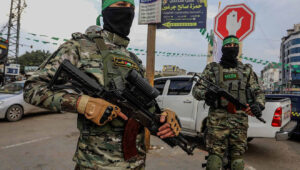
[162, 78, 195, 130]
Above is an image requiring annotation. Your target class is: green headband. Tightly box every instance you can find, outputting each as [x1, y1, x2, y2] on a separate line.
[102, 0, 135, 10]
[223, 37, 239, 46]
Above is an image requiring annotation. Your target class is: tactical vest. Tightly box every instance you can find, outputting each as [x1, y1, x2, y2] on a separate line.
[75, 32, 144, 135]
[210, 62, 251, 109]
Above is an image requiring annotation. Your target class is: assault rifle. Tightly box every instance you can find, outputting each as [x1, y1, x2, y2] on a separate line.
[48, 59, 196, 159]
[191, 74, 266, 123]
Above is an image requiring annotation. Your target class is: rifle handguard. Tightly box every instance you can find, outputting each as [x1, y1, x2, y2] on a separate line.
[77, 95, 119, 126]
[161, 108, 182, 136]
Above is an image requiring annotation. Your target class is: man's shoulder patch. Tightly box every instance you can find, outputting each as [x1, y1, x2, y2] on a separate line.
[113, 57, 139, 71]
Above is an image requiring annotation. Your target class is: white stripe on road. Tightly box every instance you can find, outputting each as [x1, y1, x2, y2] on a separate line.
[0, 137, 51, 150]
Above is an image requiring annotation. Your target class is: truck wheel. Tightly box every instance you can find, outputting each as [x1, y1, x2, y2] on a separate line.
[247, 137, 254, 143]
[6, 105, 24, 122]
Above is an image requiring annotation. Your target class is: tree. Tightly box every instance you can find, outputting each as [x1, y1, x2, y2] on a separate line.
[18, 50, 51, 74]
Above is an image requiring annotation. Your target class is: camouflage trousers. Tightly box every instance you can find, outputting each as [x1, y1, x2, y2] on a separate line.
[206, 109, 249, 159]
[73, 132, 146, 170]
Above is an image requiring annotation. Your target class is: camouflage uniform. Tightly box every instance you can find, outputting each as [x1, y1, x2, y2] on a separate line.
[192, 61, 265, 161]
[24, 28, 146, 170]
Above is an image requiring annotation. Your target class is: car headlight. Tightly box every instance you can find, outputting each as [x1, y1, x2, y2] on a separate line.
[0, 101, 4, 105]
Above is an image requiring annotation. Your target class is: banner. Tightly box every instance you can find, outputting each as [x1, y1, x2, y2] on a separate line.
[5, 64, 20, 76]
[138, 0, 162, 24]
[158, 0, 207, 29]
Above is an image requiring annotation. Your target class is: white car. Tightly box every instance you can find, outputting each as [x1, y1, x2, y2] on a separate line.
[0, 81, 49, 122]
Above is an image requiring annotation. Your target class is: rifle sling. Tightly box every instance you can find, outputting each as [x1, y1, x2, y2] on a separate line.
[123, 118, 141, 161]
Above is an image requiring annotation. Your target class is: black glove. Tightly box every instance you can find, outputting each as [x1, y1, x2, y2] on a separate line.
[205, 91, 218, 107]
[250, 103, 264, 118]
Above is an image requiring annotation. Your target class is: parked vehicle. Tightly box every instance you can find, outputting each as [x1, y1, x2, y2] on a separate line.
[154, 76, 297, 141]
[265, 94, 300, 135]
[0, 81, 49, 122]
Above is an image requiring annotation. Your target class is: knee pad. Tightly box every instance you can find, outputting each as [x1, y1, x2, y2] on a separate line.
[231, 158, 244, 170]
[206, 154, 222, 170]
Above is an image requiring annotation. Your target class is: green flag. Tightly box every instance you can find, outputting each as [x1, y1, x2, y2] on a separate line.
[51, 37, 59, 41]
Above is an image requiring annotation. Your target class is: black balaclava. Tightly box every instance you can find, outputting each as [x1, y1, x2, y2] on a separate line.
[102, 7, 135, 38]
[220, 36, 240, 68]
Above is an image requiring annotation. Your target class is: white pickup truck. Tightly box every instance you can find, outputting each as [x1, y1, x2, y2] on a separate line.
[154, 75, 297, 141]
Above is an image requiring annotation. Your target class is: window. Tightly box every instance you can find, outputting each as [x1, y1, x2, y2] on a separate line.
[0, 82, 23, 94]
[286, 38, 300, 48]
[290, 56, 300, 62]
[289, 47, 300, 55]
[154, 79, 167, 95]
[167, 79, 193, 95]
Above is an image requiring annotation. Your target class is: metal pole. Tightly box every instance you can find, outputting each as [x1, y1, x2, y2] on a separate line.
[7, 0, 14, 55]
[2, 58, 7, 85]
[4, 0, 15, 85]
[15, 0, 22, 63]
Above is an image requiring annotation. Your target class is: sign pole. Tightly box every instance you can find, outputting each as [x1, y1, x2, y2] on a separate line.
[145, 23, 156, 151]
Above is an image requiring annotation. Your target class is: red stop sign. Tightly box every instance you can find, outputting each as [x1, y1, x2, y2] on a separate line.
[214, 4, 255, 41]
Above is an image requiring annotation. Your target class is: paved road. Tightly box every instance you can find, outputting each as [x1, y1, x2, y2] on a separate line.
[0, 112, 299, 170]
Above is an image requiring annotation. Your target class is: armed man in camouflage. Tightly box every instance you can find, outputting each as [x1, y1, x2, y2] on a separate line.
[192, 36, 265, 170]
[24, 0, 180, 169]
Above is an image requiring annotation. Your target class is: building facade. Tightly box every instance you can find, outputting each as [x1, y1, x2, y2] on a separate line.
[261, 64, 280, 93]
[161, 65, 186, 76]
[280, 24, 300, 93]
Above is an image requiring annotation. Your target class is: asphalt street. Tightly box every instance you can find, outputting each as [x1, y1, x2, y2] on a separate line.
[0, 112, 300, 170]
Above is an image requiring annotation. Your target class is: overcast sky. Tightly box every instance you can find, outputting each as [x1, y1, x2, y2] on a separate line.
[1, 0, 300, 75]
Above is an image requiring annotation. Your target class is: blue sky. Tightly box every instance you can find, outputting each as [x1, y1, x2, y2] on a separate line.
[1, 0, 300, 75]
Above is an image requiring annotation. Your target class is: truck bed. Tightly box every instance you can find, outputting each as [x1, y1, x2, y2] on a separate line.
[247, 98, 291, 138]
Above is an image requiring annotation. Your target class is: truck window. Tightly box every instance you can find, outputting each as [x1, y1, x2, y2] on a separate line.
[154, 79, 167, 95]
[167, 79, 193, 95]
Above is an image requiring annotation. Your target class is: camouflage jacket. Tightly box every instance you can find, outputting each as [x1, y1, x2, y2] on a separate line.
[23, 29, 146, 169]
